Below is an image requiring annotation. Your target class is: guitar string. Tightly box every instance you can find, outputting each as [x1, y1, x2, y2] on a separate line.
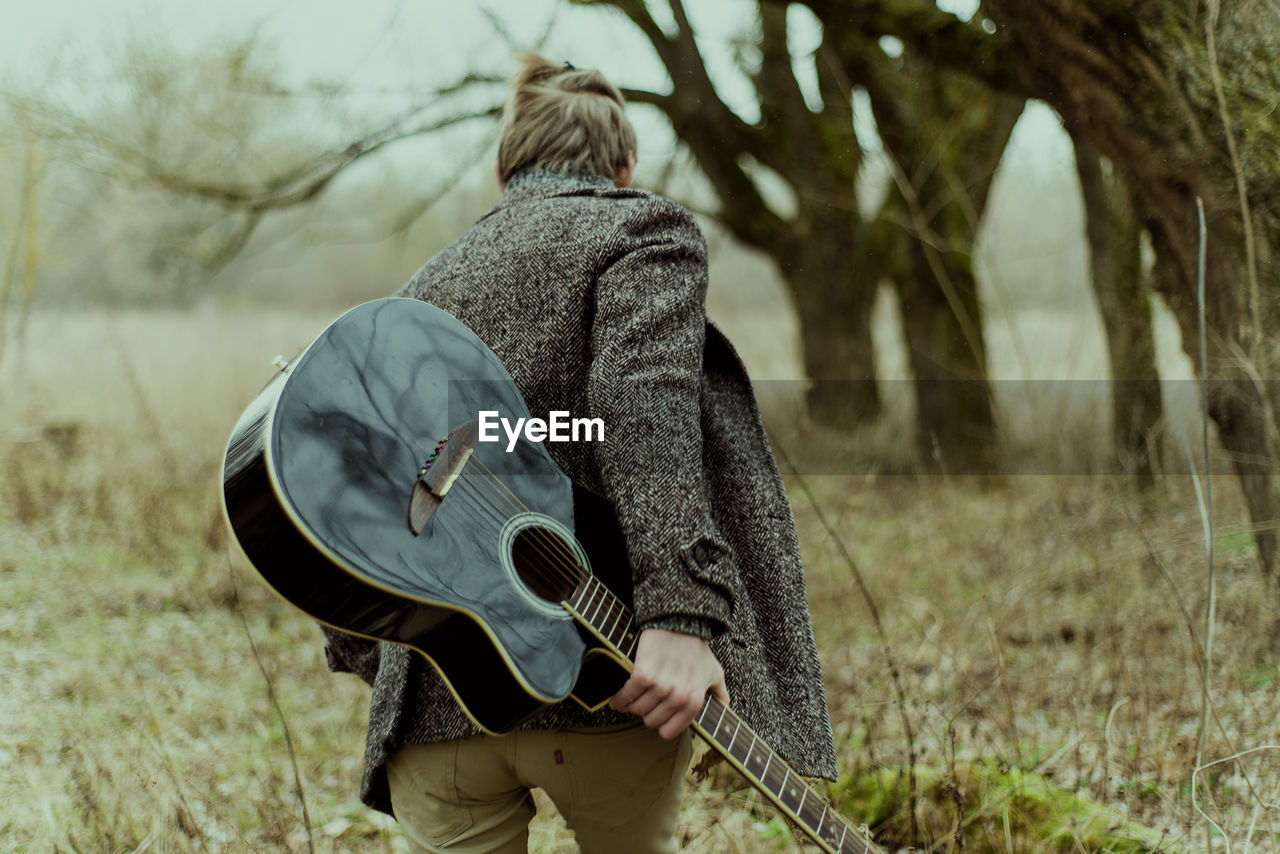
[464, 456, 591, 576]
[438, 466, 601, 610]
[456, 463, 639, 649]
[420, 441, 580, 578]
[445, 465, 775, 762]
[425, 461, 859, 849]
[448, 476, 588, 602]
[454, 461, 854, 847]
[415, 443, 577, 582]
[451, 455, 605, 601]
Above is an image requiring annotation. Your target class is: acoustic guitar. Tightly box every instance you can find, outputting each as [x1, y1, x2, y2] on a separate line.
[221, 297, 881, 854]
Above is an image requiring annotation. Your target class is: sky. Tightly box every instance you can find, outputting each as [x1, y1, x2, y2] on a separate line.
[2, 0, 721, 107]
[0, 0, 752, 188]
[0, 0, 1073, 189]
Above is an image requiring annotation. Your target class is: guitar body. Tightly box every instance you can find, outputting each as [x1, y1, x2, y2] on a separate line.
[222, 298, 629, 733]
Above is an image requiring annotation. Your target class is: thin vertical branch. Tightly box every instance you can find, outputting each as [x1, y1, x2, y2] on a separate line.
[0, 135, 40, 371]
[773, 442, 920, 846]
[100, 315, 181, 478]
[227, 555, 315, 853]
[1204, 0, 1263, 366]
[1193, 196, 1219, 853]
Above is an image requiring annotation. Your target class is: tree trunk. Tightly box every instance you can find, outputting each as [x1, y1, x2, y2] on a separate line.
[897, 238, 996, 472]
[835, 41, 1022, 472]
[985, 0, 1280, 574]
[1074, 142, 1161, 488]
[785, 202, 882, 425]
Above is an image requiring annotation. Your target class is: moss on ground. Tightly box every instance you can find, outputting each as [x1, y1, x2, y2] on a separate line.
[832, 762, 1171, 852]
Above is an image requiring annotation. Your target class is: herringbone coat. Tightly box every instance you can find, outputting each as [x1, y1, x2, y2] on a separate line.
[322, 168, 837, 815]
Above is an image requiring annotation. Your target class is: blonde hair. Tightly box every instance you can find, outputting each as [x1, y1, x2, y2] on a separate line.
[496, 52, 637, 184]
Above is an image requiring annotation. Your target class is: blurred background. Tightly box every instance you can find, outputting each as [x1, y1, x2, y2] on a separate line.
[2, 1, 1277, 851]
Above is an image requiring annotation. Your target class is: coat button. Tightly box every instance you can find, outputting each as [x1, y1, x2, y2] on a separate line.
[693, 542, 710, 566]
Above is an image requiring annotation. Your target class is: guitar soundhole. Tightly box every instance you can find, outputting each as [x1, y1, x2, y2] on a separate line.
[510, 526, 585, 604]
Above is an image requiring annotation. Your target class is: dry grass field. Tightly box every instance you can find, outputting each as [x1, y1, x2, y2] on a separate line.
[1, 304, 1277, 853]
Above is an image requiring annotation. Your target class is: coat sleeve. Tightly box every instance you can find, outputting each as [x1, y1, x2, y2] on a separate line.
[586, 197, 738, 636]
[319, 623, 381, 686]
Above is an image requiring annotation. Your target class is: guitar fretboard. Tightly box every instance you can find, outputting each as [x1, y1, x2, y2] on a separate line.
[566, 576, 879, 854]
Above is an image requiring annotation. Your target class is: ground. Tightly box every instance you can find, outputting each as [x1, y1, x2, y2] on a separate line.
[1, 309, 1276, 852]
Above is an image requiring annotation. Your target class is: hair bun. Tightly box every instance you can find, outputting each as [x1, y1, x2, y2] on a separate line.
[497, 51, 637, 185]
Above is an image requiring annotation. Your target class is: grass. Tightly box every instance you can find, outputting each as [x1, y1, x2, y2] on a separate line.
[2, 307, 1278, 852]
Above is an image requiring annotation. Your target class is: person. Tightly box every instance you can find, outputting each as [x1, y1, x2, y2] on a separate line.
[321, 52, 836, 853]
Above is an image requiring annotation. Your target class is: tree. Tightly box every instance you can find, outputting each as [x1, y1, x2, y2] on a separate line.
[1073, 143, 1161, 488]
[819, 14, 1024, 470]
[980, 0, 1280, 573]
[580, 0, 879, 426]
[19, 2, 1034, 473]
[579, 0, 1023, 470]
[2, 33, 506, 308]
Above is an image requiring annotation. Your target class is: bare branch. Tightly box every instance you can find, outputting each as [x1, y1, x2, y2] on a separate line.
[799, 0, 1026, 96]
[140, 106, 501, 213]
[618, 86, 789, 251]
[203, 211, 264, 273]
[574, 0, 672, 55]
[618, 86, 670, 108]
[385, 128, 500, 240]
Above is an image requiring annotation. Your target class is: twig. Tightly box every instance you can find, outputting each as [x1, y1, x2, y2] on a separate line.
[946, 724, 965, 853]
[1204, 0, 1263, 368]
[1101, 697, 1129, 803]
[773, 441, 921, 845]
[879, 146, 986, 383]
[1193, 196, 1219, 854]
[985, 616, 1021, 769]
[0, 132, 42, 373]
[188, 775, 266, 853]
[100, 313, 180, 478]
[1241, 754, 1280, 854]
[1192, 745, 1280, 854]
[956, 736, 1084, 835]
[1111, 487, 1206, 675]
[226, 553, 315, 853]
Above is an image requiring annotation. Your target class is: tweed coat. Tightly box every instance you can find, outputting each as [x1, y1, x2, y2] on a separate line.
[322, 168, 837, 815]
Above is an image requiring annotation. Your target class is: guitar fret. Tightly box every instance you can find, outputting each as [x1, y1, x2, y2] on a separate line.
[601, 604, 615, 641]
[588, 606, 871, 854]
[603, 602, 622, 644]
[803, 784, 829, 836]
[727, 719, 742, 754]
[586, 581, 605, 627]
[617, 617, 636, 656]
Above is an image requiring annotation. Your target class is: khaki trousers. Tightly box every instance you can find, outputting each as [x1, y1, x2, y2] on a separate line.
[387, 723, 694, 853]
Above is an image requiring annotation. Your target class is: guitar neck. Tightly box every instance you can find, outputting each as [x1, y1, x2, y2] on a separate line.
[566, 577, 880, 854]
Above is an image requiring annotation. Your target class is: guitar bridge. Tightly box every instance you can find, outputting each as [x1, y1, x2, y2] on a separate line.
[408, 420, 480, 535]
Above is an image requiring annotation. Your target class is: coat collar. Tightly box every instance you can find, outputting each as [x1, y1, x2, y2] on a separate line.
[486, 168, 621, 216]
